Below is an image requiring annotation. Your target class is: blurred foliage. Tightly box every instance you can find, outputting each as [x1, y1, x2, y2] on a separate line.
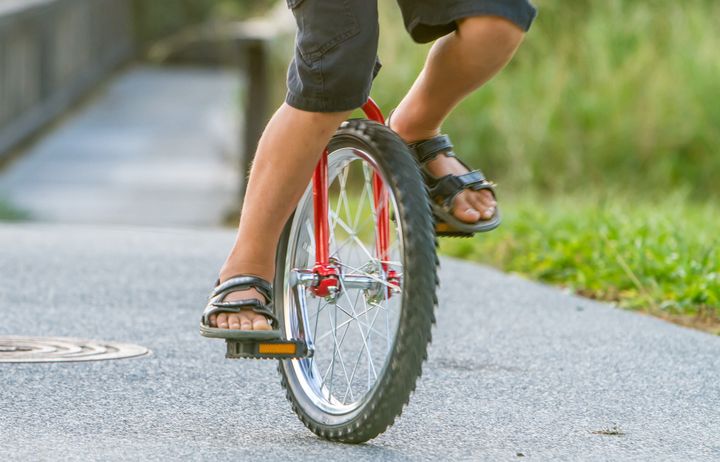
[439, 192, 720, 332]
[143, 0, 720, 198]
[0, 198, 29, 221]
[371, 0, 720, 199]
[132, 0, 270, 44]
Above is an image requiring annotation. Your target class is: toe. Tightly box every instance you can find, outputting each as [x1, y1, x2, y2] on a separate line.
[228, 314, 241, 330]
[470, 190, 496, 220]
[209, 313, 217, 327]
[466, 192, 492, 221]
[479, 201, 495, 220]
[239, 313, 253, 331]
[479, 189, 497, 208]
[252, 314, 272, 331]
[216, 313, 229, 329]
[451, 195, 482, 223]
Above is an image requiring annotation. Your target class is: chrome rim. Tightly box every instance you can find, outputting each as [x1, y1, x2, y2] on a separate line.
[283, 147, 404, 416]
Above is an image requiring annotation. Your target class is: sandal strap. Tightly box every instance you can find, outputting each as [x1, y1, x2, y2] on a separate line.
[408, 135, 455, 164]
[428, 171, 496, 213]
[405, 133, 498, 213]
[212, 274, 273, 303]
[201, 274, 278, 327]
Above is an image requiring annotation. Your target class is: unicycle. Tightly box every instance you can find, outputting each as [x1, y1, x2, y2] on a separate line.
[228, 99, 438, 443]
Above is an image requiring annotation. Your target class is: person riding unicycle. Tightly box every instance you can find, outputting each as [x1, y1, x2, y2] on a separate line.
[200, 0, 536, 347]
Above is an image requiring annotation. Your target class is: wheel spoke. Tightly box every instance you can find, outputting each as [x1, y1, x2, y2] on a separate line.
[329, 210, 377, 263]
[330, 165, 349, 245]
[323, 305, 354, 403]
[304, 221, 315, 262]
[311, 298, 328, 337]
[345, 297, 385, 400]
[313, 302, 385, 343]
[338, 276, 378, 381]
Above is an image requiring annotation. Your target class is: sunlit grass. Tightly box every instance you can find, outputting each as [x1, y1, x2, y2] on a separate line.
[439, 193, 720, 333]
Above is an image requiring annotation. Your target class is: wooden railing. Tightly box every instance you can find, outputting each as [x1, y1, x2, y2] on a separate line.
[0, 0, 134, 160]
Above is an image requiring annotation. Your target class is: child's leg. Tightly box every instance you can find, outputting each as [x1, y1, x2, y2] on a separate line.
[209, 105, 351, 331]
[389, 16, 527, 224]
[208, 0, 379, 331]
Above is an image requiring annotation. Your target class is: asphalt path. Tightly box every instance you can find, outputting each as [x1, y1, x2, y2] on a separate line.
[1, 223, 718, 461]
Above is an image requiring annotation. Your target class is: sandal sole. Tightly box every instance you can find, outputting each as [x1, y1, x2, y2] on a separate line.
[432, 203, 501, 235]
[200, 324, 282, 340]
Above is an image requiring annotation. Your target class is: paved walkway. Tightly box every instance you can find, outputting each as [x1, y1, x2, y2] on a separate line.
[0, 66, 240, 227]
[1, 223, 718, 461]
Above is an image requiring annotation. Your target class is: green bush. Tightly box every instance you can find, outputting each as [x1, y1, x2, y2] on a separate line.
[372, 0, 720, 198]
[133, 0, 269, 44]
[0, 199, 29, 221]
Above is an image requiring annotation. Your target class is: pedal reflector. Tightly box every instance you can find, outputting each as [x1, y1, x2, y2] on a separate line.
[258, 342, 297, 355]
[225, 339, 311, 359]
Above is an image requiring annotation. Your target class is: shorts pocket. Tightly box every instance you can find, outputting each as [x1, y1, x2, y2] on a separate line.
[287, 0, 361, 65]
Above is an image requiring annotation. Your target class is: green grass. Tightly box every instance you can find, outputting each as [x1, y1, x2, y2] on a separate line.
[439, 193, 720, 332]
[0, 199, 29, 221]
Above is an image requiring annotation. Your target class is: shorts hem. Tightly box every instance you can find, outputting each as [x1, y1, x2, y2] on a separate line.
[285, 90, 370, 113]
[408, 0, 537, 43]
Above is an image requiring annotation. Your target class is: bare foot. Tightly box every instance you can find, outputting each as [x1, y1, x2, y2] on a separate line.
[208, 284, 273, 331]
[389, 120, 497, 224]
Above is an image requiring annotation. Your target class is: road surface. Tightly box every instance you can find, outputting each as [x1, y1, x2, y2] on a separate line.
[1, 223, 718, 461]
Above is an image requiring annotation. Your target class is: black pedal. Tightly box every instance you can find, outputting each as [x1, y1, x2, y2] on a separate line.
[225, 339, 312, 360]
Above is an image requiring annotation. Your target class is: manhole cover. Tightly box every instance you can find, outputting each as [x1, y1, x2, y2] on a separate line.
[0, 336, 150, 363]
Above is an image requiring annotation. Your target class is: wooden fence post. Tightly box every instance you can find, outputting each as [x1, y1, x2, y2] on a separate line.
[239, 38, 269, 207]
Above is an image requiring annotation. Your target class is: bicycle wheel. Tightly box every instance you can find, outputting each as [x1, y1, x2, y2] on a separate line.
[275, 119, 438, 443]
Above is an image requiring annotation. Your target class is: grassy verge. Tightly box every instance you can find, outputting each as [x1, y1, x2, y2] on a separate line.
[439, 193, 720, 335]
[0, 199, 29, 221]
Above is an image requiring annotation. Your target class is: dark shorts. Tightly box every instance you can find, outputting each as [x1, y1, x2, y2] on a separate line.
[285, 0, 537, 112]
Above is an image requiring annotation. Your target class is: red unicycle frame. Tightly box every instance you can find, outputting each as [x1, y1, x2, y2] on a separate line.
[309, 98, 397, 298]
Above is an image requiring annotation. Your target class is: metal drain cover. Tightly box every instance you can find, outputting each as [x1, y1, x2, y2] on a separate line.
[0, 336, 150, 363]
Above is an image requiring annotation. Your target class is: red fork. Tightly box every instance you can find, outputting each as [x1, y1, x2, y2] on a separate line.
[311, 98, 396, 297]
